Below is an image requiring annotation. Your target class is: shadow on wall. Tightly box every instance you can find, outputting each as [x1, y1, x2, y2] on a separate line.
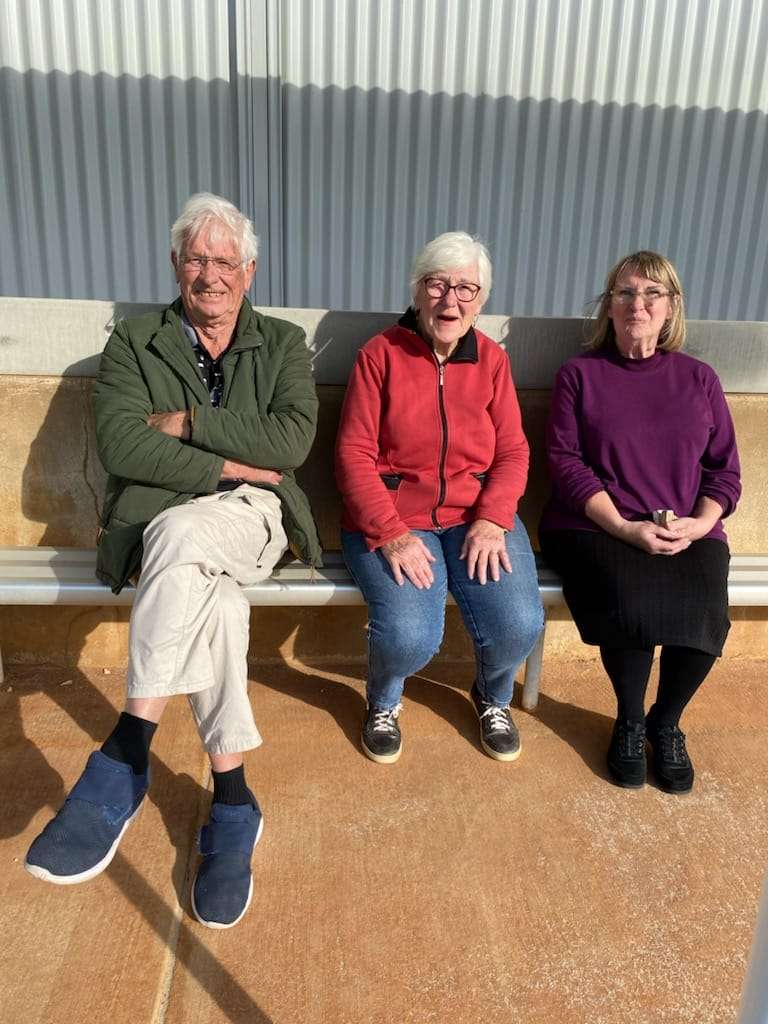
[15, 342, 351, 658]
[2, 68, 768, 320]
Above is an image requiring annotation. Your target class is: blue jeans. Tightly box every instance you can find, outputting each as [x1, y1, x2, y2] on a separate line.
[342, 518, 544, 711]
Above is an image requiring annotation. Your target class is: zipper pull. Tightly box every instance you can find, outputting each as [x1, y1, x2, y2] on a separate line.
[439, 363, 445, 386]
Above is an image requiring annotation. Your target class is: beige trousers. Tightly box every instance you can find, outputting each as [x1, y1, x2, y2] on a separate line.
[126, 485, 288, 754]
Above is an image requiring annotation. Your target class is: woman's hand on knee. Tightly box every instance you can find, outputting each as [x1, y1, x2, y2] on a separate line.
[460, 519, 511, 584]
[381, 532, 436, 588]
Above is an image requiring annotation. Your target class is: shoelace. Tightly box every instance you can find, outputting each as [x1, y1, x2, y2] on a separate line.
[618, 724, 646, 758]
[479, 704, 513, 735]
[371, 705, 401, 734]
[656, 726, 689, 764]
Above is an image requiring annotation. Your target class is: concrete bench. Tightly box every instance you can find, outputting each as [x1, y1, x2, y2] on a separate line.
[1, 298, 767, 696]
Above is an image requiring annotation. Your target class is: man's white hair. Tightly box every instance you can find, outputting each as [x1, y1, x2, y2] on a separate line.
[409, 231, 492, 304]
[170, 192, 259, 264]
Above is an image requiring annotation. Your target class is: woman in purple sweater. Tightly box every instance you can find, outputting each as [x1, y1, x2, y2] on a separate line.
[539, 251, 741, 793]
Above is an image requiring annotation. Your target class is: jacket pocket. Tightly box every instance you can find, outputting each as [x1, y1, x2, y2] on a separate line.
[472, 472, 488, 488]
[380, 473, 402, 491]
[107, 483, 189, 530]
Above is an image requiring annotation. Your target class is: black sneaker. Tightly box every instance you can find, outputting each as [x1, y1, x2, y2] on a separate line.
[470, 683, 521, 761]
[361, 704, 402, 763]
[606, 719, 646, 788]
[646, 708, 694, 794]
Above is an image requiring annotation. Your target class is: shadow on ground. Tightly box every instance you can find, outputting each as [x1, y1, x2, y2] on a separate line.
[522, 683, 615, 782]
[1, 664, 275, 1023]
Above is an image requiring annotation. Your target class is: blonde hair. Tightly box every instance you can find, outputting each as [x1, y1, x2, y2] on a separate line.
[585, 250, 686, 351]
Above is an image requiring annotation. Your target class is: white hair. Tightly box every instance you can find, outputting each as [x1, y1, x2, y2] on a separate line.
[170, 192, 259, 264]
[409, 231, 492, 304]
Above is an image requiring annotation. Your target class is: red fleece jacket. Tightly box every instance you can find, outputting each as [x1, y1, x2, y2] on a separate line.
[335, 315, 530, 550]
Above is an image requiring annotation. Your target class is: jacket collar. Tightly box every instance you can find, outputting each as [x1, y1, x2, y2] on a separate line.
[397, 306, 478, 363]
[146, 298, 262, 400]
[165, 297, 263, 352]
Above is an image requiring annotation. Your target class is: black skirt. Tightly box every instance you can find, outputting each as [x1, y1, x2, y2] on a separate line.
[539, 530, 730, 656]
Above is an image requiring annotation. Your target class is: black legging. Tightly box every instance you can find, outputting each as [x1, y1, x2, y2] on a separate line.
[599, 645, 717, 725]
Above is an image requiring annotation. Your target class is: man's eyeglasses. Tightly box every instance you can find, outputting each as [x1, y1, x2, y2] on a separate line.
[611, 287, 674, 306]
[182, 255, 243, 274]
[423, 277, 481, 302]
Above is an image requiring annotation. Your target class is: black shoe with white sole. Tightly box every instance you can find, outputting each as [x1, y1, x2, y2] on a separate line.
[470, 683, 521, 761]
[362, 704, 402, 763]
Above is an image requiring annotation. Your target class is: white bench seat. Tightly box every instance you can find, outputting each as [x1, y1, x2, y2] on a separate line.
[1, 547, 766, 708]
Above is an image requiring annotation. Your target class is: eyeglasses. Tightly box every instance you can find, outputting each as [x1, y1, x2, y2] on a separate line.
[610, 287, 674, 306]
[181, 255, 243, 274]
[423, 277, 481, 302]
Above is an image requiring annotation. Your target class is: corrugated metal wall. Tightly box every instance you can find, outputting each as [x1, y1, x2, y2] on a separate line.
[3, 0, 768, 318]
[0, 0, 246, 302]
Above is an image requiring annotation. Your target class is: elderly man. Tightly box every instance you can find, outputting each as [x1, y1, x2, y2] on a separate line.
[25, 193, 321, 928]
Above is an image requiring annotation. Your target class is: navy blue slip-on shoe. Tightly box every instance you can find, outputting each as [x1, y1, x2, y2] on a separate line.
[25, 751, 149, 885]
[191, 796, 263, 929]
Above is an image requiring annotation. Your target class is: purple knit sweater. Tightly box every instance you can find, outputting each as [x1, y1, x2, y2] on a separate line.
[539, 346, 741, 543]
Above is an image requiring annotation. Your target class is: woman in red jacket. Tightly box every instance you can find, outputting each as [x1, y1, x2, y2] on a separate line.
[335, 232, 543, 764]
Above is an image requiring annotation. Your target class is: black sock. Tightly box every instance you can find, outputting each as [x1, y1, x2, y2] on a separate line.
[212, 764, 252, 806]
[651, 646, 717, 727]
[600, 645, 654, 723]
[101, 711, 158, 775]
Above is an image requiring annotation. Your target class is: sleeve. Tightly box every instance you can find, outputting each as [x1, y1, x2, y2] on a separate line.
[698, 371, 741, 517]
[92, 322, 223, 493]
[546, 362, 606, 511]
[473, 350, 530, 529]
[188, 326, 318, 471]
[334, 347, 410, 549]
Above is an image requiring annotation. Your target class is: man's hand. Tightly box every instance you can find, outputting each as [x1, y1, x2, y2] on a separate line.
[147, 410, 190, 439]
[460, 518, 511, 583]
[146, 414, 281, 485]
[381, 532, 437, 588]
[220, 459, 282, 485]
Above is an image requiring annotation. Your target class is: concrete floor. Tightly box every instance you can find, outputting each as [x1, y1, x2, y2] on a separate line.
[1, 657, 765, 1024]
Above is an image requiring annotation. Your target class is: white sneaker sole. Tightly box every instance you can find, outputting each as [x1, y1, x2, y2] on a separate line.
[24, 802, 143, 885]
[480, 735, 522, 762]
[361, 738, 402, 764]
[191, 815, 264, 929]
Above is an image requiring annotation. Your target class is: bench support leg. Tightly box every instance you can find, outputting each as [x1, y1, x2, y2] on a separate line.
[522, 624, 545, 711]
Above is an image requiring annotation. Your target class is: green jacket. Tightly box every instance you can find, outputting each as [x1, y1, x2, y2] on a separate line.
[93, 298, 322, 592]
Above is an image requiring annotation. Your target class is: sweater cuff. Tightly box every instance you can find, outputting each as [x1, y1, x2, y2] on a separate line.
[474, 506, 515, 531]
[574, 482, 607, 513]
[698, 488, 733, 519]
[366, 521, 411, 552]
